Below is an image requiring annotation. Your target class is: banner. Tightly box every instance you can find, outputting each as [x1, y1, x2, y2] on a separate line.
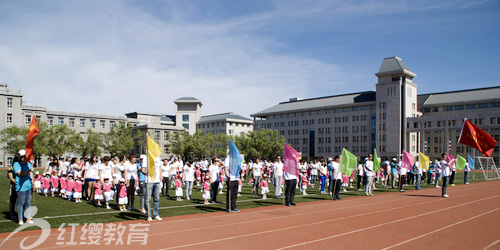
[147, 134, 163, 180]
[456, 155, 466, 170]
[401, 151, 414, 171]
[284, 144, 300, 177]
[340, 148, 357, 176]
[228, 139, 242, 178]
[458, 118, 497, 157]
[24, 115, 40, 163]
[419, 152, 430, 171]
[446, 153, 456, 171]
[373, 148, 380, 173]
[468, 155, 475, 170]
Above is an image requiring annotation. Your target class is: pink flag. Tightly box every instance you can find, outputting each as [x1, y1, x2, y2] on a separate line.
[401, 151, 414, 171]
[284, 144, 300, 177]
[446, 153, 456, 171]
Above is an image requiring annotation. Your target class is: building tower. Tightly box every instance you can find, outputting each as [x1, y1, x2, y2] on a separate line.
[174, 97, 202, 135]
[375, 57, 418, 158]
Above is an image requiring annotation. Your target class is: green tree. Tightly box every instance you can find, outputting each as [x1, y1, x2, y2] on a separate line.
[76, 129, 103, 157]
[0, 125, 28, 155]
[104, 123, 141, 156]
[38, 124, 81, 157]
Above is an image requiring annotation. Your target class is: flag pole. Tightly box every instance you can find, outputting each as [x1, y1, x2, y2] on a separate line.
[147, 135, 151, 222]
[332, 179, 337, 201]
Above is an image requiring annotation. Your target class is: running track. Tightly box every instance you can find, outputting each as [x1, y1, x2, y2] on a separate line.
[1, 180, 499, 250]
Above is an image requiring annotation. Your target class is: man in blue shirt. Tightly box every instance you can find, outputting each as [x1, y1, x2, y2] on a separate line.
[13, 150, 33, 225]
[390, 158, 399, 189]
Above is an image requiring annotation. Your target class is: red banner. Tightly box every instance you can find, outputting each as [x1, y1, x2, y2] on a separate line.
[24, 116, 40, 163]
[458, 118, 497, 157]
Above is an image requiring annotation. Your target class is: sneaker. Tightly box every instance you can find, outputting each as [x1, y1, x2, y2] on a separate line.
[233, 208, 240, 212]
[227, 209, 232, 213]
[18, 221, 24, 225]
[147, 217, 153, 222]
[443, 194, 449, 198]
[27, 220, 33, 224]
[365, 193, 369, 196]
[290, 202, 297, 206]
[465, 182, 469, 185]
[154, 216, 163, 221]
[451, 184, 456, 186]
[370, 194, 374, 196]
[286, 203, 291, 206]
[106, 206, 111, 209]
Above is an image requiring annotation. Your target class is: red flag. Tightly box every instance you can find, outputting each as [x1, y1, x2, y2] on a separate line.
[458, 118, 497, 157]
[284, 144, 300, 177]
[24, 116, 39, 163]
[401, 150, 414, 171]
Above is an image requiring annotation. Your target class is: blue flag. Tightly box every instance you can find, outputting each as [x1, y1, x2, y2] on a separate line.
[229, 139, 242, 178]
[468, 155, 475, 170]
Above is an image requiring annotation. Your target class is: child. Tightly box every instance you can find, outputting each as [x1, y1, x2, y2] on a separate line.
[342, 174, 349, 192]
[50, 171, 59, 197]
[218, 171, 225, 194]
[301, 173, 308, 195]
[59, 174, 67, 198]
[202, 176, 210, 205]
[34, 171, 42, 193]
[66, 174, 75, 201]
[94, 178, 103, 207]
[196, 167, 202, 187]
[349, 171, 354, 188]
[103, 178, 114, 209]
[118, 178, 128, 211]
[42, 173, 51, 196]
[74, 176, 83, 203]
[175, 175, 183, 201]
[260, 175, 269, 199]
[237, 177, 242, 197]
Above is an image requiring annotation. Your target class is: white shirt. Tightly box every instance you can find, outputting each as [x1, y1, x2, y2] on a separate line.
[274, 162, 284, 177]
[169, 161, 178, 176]
[146, 159, 162, 183]
[209, 164, 220, 183]
[414, 162, 422, 175]
[319, 164, 327, 176]
[357, 164, 364, 176]
[253, 162, 262, 177]
[161, 163, 170, 178]
[99, 163, 113, 181]
[364, 161, 374, 177]
[332, 161, 342, 180]
[310, 163, 318, 175]
[441, 160, 451, 177]
[183, 164, 195, 182]
[85, 163, 100, 179]
[124, 161, 137, 180]
[224, 157, 238, 181]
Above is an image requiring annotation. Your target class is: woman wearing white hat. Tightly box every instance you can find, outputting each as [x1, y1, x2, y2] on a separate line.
[13, 150, 34, 225]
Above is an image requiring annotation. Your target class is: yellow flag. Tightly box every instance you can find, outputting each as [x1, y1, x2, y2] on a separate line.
[419, 152, 430, 170]
[147, 134, 163, 180]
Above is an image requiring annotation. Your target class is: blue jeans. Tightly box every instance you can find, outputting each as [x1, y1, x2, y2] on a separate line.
[185, 181, 193, 198]
[139, 181, 147, 210]
[146, 182, 161, 218]
[17, 190, 32, 221]
[464, 171, 469, 183]
[320, 175, 326, 192]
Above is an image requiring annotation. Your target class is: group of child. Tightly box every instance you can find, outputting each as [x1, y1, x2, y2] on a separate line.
[33, 170, 116, 209]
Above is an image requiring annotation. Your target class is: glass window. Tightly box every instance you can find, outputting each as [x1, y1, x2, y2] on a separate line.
[455, 105, 464, 110]
[478, 103, 489, 109]
[58, 117, 64, 125]
[466, 104, 476, 110]
[110, 121, 116, 127]
[69, 118, 75, 127]
[6, 113, 12, 123]
[47, 116, 54, 126]
[7, 98, 13, 108]
[79, 119, 85, 128]
[90, 119, 96, 128]
[445, 106, 453, 111]
[100, 120, 105, 128]
[182, 115, 189, 122]
[25, 115, 31, 124]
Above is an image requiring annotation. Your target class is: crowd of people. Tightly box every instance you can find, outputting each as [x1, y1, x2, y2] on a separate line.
[8, 150, 471, 224]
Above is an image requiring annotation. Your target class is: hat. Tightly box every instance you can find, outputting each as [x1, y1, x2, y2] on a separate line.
[44, 172, 50, 176]
[18, 149, 26, 156]
[35, 171, 40, 175]
[328, 158, 333, 161]
[68, 174, 73, 177]
[119, 178, 125, 183]
[52, 170, 57, 174]
[140, 154, 147, 159]
[392, 158, 397, 161]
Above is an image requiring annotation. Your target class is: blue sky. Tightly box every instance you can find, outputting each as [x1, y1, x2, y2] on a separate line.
[1, 0, 499, 118]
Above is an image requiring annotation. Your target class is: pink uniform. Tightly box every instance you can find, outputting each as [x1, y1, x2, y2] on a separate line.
[94, 183, 103, 195]
[175, 179, 182, 188]
[119, 184, 127, 198]
[42, 177, 51, 189]
[66, 180, 75, 192]
[260, 180, 268, 188]
[301, 175, 307, 186]
[74, 180, 83, 193]
[50, 176, 59, 188]
[203, 181, 210, 191]
[103, 183, 112, 192]
[60, 178, 67, 190]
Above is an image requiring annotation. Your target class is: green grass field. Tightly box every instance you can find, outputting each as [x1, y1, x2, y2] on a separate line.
[0, 169, 482, 234]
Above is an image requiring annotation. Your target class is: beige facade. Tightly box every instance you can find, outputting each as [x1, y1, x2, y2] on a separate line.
[197, 112, 253, 136]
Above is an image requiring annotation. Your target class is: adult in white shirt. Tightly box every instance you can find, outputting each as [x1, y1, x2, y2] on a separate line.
[319, 161, 328, 193]
[273, 156, 284, 197]
[83, 156, 100, 201]
[98, 156, 113, 184]
[364, 154, 375, 196]
[310, 160, 319, 188]
[123, 154, 138, 211]
[146, 157, 163, 221]
[414, 157, 422, 190]
[398, 161, 407, 192]
[208, 158, 221, 203]
[440, 153, 452, 198]
[252, 158, 263, 195]
[161, 159, 170, 197]
[356, 160, 364, 191]
[332, 155, 342, 200]
[224, 156, 240, 212]
[183, 161, 195, 200]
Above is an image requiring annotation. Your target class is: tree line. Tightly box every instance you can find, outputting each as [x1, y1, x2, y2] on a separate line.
[0, 121, 285, 165]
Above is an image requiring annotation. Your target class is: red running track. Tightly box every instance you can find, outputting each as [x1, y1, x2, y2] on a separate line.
[1, 180, 499, 250]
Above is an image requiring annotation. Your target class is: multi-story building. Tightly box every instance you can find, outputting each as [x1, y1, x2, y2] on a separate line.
[252, 57, 500, 162]
[197, 112, 253, 136]
[0, 85, 251, 166]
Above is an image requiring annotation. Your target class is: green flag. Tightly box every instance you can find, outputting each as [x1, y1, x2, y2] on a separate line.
[456, 155, 466, 170]
[373, 148, 380, 173]
[340, 148, 357, 176]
